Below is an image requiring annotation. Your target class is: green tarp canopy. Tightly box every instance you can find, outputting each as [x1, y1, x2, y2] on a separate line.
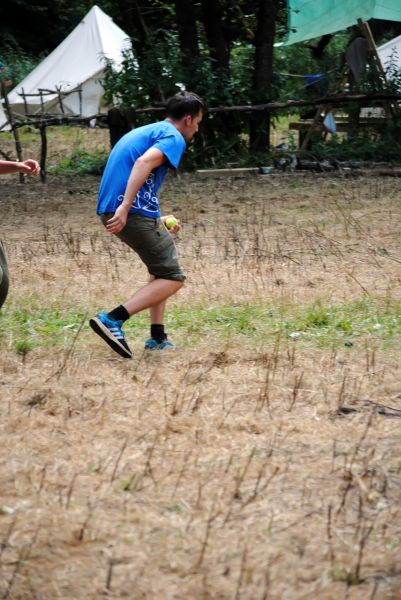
[283, 0, 401, 46]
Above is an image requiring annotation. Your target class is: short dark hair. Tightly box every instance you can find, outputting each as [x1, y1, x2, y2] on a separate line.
[166, 91, 204, 120]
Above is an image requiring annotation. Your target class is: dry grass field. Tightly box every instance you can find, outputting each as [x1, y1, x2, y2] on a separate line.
[0, 166, 401, 599]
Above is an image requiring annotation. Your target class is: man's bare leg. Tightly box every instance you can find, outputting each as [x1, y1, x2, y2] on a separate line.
[149, 274, 167, 325]
[148, 276, 169, 348]
[123, 277, 183, 316]
[150, 299, 166, 324]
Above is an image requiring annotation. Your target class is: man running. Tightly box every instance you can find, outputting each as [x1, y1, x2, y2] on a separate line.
[90, 91, 204, 358]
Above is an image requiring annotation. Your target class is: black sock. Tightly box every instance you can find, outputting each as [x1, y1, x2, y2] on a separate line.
[107, 305, 130, 323]
[151, 323, 166, 343]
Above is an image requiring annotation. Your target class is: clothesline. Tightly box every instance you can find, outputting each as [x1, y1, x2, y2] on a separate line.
[278, 69, 338, 78]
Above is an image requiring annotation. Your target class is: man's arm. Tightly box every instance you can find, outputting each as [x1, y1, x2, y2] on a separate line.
[0, 159, 40, 176]
[106, 147, 166, 234]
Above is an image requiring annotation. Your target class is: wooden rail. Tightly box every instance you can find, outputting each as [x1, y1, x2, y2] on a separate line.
[2, 91, 401, 181]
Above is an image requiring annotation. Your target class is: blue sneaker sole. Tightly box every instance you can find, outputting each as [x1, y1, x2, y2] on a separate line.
[144, 342, 175, 351]
[89, 316, 132, 359]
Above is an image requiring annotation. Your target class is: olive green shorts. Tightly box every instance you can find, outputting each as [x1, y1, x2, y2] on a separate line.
[100, 213, 186, 281]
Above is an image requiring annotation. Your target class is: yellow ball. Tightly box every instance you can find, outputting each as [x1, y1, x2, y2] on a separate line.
[165, 217, 178, 229]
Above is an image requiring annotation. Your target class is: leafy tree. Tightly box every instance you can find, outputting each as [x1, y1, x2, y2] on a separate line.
[101, 0, 282, 164]
[201, 0, 230, 74]
[250, 0, 280, 151]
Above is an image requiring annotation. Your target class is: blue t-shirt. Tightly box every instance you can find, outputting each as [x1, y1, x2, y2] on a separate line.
[97, 120, 186, 217]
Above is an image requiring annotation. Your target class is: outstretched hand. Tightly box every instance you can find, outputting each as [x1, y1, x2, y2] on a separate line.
[20, 159, 40, 175]
[0, 159, 40, 176]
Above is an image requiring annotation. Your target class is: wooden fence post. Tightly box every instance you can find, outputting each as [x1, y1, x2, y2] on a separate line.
[39, 123, 47, 182]
[1, 80, 25, 183]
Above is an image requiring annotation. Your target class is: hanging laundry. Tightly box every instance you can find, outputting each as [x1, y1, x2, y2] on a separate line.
[323, 111, 337, 134]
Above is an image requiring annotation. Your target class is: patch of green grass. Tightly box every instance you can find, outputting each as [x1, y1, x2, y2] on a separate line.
[1, 297, 400, 354]
[384, 536, 401, 550]
[328, 567, 360, 585]
[143, 297, 401, 348]
[279, 298, 401, 348]
[14, 337, 34, 357]
[1, 128, 39, 145]
[1, 125, 85, 148]
[304, 303, 330, 328]
[0, 305, 89, 352]
[48, 148, 108, 176]
[289, 179, 302, 190]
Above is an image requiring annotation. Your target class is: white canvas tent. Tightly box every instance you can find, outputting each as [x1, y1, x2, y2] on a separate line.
[2, 5, 131, 123]
[0, 104, 7, 129]
[378, 34, 401, 74]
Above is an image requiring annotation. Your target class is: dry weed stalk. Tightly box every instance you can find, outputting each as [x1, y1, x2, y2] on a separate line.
[171, 450, 193, 500]
[2, 525, 40, 599]
[234, 540, 248, 600]
[65, 472, 80, 509]
[288, 371, 304, 411]
[194, 495, 221, 570]
[110, 437, 128, 483]
[75, 502, 95, 543]
[0, 519, 16, 560]
[352, 494, 376, 584]
[326, 502, 335, 567]
[223, 448, 256, 524]
[337, 413, 375, 517]
[47, 313, 87, 381]
[143, 432, 160, 485]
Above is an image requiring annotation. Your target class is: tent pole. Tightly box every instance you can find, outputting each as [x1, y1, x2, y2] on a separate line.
[56, 86, 65, 114]
[300, 104, 324, 151]
[21, 87, 29, 116]
[1, 80, 24, 183]
[39, 89, 45, 114]
[357, 19, 399, 122]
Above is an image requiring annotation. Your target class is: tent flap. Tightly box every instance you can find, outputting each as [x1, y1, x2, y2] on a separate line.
[284, 0, 401, 46]
[378, 33, 401, 73]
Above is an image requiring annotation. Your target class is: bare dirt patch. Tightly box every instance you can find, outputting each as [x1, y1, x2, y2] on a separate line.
[0, 172, 401, 599]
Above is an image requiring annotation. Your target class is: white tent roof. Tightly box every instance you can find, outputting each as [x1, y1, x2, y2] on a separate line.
[4, 5, 131, 119]
[378, 34, 401, 72]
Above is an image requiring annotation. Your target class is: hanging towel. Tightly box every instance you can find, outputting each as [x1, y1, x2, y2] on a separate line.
[323, 111, 337, 134]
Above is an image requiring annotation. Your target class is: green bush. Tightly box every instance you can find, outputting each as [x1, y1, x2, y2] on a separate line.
[48, 148, 108, 176]
[0, 36, 41, 87]
[101, 31, 258, 169]
[310, 128, 401, 162]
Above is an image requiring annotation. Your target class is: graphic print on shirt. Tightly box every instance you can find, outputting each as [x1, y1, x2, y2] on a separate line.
[133, 172, 159, 213]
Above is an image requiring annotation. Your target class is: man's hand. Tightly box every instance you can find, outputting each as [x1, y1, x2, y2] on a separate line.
[19, 159, 40, 175]
[106, 204, 130, 234]
[0, 159, 40, 176]
[161, 215, 181, 235]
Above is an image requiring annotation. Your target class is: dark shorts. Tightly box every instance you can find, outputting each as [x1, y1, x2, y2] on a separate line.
[100, 213, 186, 281]
[0, 240, 9, 310]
